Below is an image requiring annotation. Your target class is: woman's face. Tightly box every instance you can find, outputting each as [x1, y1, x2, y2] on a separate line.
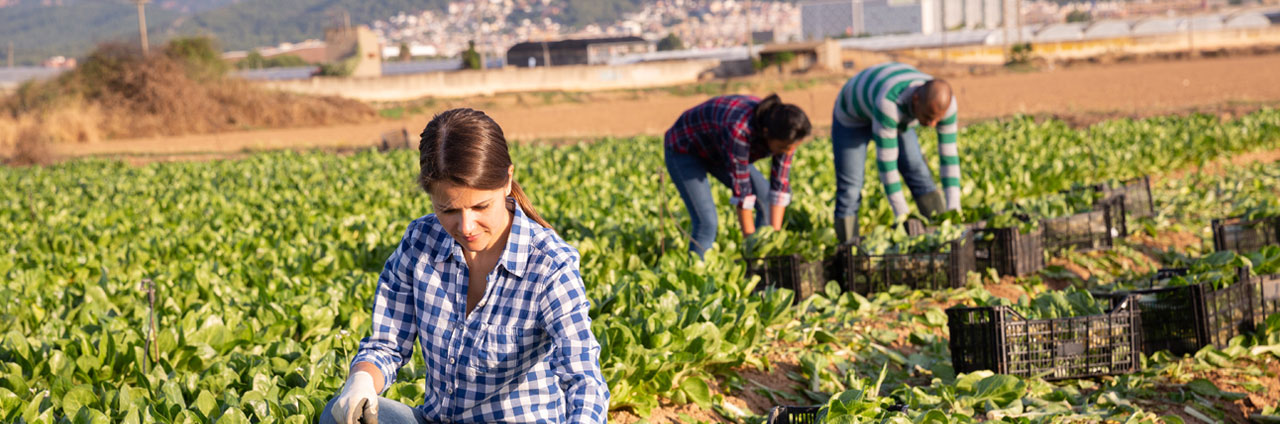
[767, 137, 799, 156]
[430, 181, 513, 254]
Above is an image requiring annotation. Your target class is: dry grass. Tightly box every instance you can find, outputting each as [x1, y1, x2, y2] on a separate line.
[5, 123, 55, 166]
[0, 40, 376, 159]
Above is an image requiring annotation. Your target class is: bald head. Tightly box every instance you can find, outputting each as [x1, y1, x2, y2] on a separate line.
[913, 79, 953, 127]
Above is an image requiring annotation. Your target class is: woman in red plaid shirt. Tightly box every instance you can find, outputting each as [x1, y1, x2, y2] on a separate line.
[664, 94, 812, 256]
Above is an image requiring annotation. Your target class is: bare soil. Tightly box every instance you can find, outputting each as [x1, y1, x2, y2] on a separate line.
[33, 53, 1280, 163]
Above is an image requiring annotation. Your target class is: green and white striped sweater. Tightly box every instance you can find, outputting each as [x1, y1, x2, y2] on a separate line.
[834, 62, 961, 219]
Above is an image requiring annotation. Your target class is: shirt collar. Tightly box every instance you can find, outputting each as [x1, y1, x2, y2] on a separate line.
[428, 197, 533, 278]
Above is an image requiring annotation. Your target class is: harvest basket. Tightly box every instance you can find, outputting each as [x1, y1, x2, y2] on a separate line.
[974, 227, 1045, 278]
[1041, 195, 1126, 253]
[832, 231, 975, 295]
[1211, 215, 1280, 254]
[947, 295, 1142, 380]
[1093, 267, 1263, 356]
[765, 406, 820, 424]
[747, 254, 827, 304]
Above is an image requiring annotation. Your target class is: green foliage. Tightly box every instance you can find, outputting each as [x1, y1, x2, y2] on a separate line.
[1006, 42, 1034, 67]
[462, 41, 482, 71]
[236, 51, 310, 70]
[163, 36, 229, 81]
[974, 288, 1104, 319]
[855, 221, 968, 255]
[317, 46, 360, 77]
[657, 33, 685, 51]
[398, 43, 412, 62]
[754, 51, 797, 71]
[1065, 10, 1092, 23]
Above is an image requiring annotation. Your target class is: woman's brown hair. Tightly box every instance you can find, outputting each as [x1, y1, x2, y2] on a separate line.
[418, 108, 552, 229]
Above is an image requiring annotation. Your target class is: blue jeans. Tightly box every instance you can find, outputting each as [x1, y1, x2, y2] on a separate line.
[318, 395, 428, 424]
[831, 116, 938, 219]
[665, 147, 771, 256]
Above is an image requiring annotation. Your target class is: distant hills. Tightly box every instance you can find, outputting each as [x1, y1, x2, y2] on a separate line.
[0, 0, 662, 66]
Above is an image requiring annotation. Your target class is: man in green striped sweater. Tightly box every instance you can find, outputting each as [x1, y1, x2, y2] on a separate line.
[831, 62, 961, 242]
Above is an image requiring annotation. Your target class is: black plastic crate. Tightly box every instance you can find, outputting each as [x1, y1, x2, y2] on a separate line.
[946, 296, 1142, 381]
[903, 219, 986, 237]
[1059, 176, 1155, 220]
[1102, 176, 1155, 220]
[1091, 268, 1196, 355]
[1198, 273, 1259, 349]
[1255, 273, 1280, 323]
[747, 254, 826, 304]
[765, 406, 820, 424]
[974, 227, 1045, 277]
[1041, 195, 1126, 253]
[1093, 267, 1258, 355]
[1211, 215, 1280, 254]
[833, 231, 976, 295]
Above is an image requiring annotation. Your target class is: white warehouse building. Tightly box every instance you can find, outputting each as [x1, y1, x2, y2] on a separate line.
[801, 0, 1009, 39]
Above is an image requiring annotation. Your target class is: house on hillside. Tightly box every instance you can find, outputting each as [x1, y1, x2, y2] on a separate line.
[506, 36, 652, 68]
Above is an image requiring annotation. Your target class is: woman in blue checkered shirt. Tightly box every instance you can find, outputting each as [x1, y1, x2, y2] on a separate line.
[320, 109, 610, 424]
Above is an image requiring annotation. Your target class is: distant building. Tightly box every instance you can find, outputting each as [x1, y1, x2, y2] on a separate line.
[325, 25, 382, 77]
[506, 36, 651, 68]
[801, 0, 1005, 39]
[42, 56, 76, 69]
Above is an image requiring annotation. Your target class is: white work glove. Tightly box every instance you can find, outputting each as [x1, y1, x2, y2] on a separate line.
[332, 371, 379, 424]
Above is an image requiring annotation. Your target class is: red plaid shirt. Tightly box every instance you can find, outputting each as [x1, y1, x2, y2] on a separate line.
[664, 95, 794, 209]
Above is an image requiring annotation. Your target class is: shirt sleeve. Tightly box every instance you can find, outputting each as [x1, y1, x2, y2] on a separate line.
[872, 98, 910, 220]
[936, 97, 961, 211]
[725, 122, 757, 210]
[769, 150, 794, 207]
[538, 261, 610, 424]
[350, 222, 420, 393]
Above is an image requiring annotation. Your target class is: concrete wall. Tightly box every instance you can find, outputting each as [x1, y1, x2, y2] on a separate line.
[893, 26, 1280, 64]
[256, 59, 722, 102]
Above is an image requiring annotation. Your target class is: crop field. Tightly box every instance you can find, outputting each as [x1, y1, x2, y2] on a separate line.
[3, 109, 1280, 423]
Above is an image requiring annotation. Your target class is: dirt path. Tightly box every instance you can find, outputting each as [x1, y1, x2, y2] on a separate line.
[49, 53, 1280, 160]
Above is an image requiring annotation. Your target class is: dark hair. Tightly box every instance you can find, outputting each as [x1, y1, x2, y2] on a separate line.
[418, 108, 552, 229]
[751, 94, 812, 144]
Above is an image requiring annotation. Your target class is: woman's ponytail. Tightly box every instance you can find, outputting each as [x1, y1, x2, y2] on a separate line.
[510, 179, 552, 229]
[752, 93, 811, 143]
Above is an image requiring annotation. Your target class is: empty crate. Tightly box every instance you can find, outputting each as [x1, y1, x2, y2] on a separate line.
[1212, 215, 1280, 254]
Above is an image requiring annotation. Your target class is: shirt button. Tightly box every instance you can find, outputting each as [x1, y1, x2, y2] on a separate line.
[447, 387, 454, 394]
[449, 357, 456, 364]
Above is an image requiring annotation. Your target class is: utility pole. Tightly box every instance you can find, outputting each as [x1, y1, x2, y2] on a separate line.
[940, 0, 948, 65]
[134, 0, 150, 55]
[744, 0, 753, 58]
[1015, 0, 1023, 44]
[1003, 0, 1012, 52]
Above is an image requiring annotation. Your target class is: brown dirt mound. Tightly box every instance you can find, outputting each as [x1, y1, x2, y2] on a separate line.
[0, 41, 375, 152]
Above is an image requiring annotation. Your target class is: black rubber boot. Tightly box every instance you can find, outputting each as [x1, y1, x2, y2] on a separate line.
[836, 216, 859, 245]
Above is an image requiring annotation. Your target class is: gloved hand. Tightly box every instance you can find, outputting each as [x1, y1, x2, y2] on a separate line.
[332, 371, 379, 424]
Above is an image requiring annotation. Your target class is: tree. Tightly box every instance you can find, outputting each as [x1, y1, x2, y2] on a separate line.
[163, 36, 228, 81]
[1066, 10, 1091, 23]
[398, 43, 412, 62]
[657, 33, 684, 51]
[462, 40, 482, 70]
[240, 50, 267, 69]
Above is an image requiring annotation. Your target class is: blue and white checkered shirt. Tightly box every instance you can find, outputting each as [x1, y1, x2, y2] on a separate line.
[351, 200, 610, 423]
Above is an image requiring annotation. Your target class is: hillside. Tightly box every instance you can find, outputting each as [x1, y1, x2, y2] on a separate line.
[0, 0, 669, 66]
